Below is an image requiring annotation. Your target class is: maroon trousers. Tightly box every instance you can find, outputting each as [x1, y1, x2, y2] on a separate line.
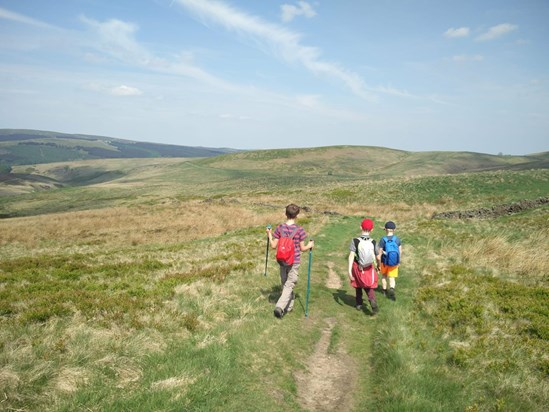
[355, 287, 376, 306]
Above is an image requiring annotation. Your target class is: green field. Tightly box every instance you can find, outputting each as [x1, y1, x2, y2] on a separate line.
[1, 147, 548, 411]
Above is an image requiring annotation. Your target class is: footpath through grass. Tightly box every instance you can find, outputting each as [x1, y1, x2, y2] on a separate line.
[284, 212, 548, 411]
[1, 207, 548, 410]
[300, 215, 469, 411]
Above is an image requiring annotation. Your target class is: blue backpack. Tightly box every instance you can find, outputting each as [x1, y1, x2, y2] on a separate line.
[382, 236, 400, 266]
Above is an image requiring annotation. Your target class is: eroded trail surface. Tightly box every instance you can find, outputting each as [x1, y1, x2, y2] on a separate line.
[295, 226, 359, 412]
[325, 261, 343, 289]
[295, 318, 357, 411]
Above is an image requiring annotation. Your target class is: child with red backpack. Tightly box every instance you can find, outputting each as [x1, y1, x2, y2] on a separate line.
[348, 218, 379, 315]
[266, 204, 314, 319]
[378, 221, 402, 301]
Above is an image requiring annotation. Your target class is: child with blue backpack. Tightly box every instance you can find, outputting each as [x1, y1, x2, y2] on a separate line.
[378, 221, 402, 301]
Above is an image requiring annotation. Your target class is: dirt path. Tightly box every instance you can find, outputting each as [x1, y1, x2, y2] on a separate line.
[325, 261, 343, 289]
[293, 221, 371, 411]
[295, 318, 357, 411]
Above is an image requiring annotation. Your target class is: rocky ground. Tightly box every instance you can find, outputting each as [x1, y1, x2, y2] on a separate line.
[432, 197, 549, 220]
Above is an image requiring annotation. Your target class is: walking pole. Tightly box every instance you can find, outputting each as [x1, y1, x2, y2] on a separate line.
[305, 239, 313, 318]
[264, 225, 271, 276]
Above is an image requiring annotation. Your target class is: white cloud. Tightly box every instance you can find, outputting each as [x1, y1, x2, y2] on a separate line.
[80, 15, 241, 92]
[444, 27, 470, 38]
[374, 85, 414, 98]
[111, 85, 143, 96]
[0, 6, 58, 29]
[219, 113, 250, 120]
[452, 55, 484, 62]
[476, 23, 518, 41]
[281, 1, 317, 23]
[84, 82, 143, 96]
[80, 16, 149, 64]
[296, 94, 321, 108]
[174, 0, 376, 101]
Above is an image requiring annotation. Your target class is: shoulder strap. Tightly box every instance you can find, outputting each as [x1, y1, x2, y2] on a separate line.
[353, 238, 360, 262]
[283, 225, 299, 239]
[289, 226, 299, 239]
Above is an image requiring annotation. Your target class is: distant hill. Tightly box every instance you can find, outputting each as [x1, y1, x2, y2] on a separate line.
[198, 146, 549, 178]
[3, 144, 548, 198]
[0, 129, 240, 171]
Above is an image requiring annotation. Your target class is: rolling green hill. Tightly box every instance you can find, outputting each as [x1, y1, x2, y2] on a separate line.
[199, 146, 549, 177]
[1, 144, 548, 200]
[0, 141, 548, 411]
[0, 129, 239, 172]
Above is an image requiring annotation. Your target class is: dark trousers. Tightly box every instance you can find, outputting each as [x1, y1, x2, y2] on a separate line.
[355, 287, 376, 306]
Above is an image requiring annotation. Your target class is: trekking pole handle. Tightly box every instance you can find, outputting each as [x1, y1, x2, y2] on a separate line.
[266, 224, 272, 230]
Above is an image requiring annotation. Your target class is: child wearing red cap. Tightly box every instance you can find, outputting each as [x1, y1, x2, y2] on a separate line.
[378, 220, 402, 301]
[347, 218, 379, 315]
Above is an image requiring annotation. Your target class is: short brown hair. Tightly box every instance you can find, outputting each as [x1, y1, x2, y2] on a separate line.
[285, 204, 300, 219]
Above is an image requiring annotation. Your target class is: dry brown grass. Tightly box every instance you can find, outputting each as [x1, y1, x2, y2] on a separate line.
[1, 155, 547, 411]
[442, 231, 549, 284]
[0, 201, 283, 248]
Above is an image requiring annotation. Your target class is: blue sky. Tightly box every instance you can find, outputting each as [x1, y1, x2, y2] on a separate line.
[0, 0, 547, 155]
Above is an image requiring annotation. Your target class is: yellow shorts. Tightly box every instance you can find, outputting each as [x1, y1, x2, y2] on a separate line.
[380, 263, 399, 278]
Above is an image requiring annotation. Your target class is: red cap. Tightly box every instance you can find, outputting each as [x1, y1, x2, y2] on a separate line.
[361, 219, 374, 231]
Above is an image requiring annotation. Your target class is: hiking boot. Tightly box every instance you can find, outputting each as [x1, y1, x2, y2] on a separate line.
[370, 300, 379, 314]
[274, 307, 284, 318]
[355, 305, 362, 311]
[381, 289, 387, 296]
[388, 288, 396, 301]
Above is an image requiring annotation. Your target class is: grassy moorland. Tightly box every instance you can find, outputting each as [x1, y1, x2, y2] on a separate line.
[0, 147, 548, 411]
[0, 129, 237, 171]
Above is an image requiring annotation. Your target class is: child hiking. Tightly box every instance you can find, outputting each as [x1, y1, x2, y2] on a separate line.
[378, 221, 402, 301]
[348, 218, 379, 315]
[266, 204, 314, 319]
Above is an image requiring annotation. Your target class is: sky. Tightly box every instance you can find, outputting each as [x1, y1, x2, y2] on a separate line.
[0, 0, 548, 155]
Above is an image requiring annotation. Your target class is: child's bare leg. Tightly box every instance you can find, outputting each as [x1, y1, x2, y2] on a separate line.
[388, 277, 396, 301]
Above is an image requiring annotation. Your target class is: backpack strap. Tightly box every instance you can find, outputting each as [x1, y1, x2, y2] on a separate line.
[353, 236, 369, 249]
[283, 225, 299, 239]
[353, 237, 360, 262]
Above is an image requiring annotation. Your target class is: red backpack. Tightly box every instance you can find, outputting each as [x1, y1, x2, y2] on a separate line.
[276, 226, 299, 266]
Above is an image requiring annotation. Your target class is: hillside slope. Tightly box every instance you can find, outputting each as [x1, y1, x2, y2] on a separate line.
[2, 145, 548, 197]
[0, 129, 239, 170]
[199, 146, 549, 178]
[0, 149, 547, 411]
